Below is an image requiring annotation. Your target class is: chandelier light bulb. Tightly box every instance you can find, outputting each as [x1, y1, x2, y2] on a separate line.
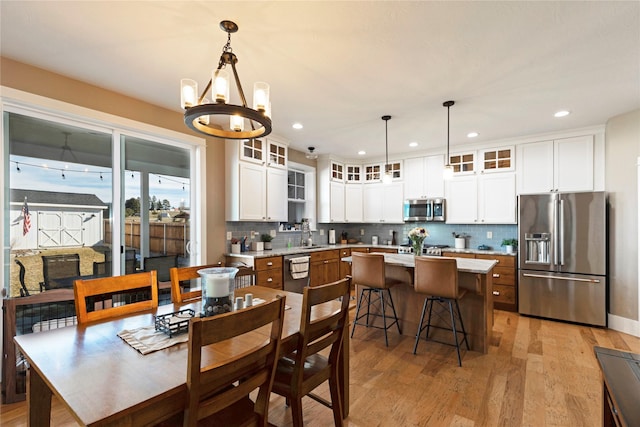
[230, 115, 244, 132]
[253, 82, 270, 112]
[382, 171, 393, 184]
[213, 69, 229, 103]
[198, 98, 210, 125]
[180, 79, 198, 108]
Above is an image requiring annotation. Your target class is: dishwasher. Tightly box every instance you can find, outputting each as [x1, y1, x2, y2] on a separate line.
[283, 254, 310, 294]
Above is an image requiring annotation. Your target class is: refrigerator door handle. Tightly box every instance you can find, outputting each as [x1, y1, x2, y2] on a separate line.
[522, 273, 601, 283]
[553, 196, 559, 266]
[558, 198, 565, 266]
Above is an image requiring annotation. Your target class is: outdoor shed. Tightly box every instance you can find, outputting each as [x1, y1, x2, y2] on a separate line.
[10, 189, 108, 250]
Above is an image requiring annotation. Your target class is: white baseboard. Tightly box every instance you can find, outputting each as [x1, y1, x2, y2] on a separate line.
[607, 313, 640, 337]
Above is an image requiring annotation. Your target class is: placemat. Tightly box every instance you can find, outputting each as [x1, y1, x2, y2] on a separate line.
[118, 324, 189, 355]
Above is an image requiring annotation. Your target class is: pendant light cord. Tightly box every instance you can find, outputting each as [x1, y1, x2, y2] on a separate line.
[443, 101, 454, 166]
[382, 115, 391, 174]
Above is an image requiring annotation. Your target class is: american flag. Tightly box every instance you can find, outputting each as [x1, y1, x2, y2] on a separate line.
[22, 198, 31, 236]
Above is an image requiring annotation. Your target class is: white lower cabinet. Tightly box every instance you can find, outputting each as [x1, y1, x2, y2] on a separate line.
[363, 182, 404, 223]
[446, 172, 516, 224]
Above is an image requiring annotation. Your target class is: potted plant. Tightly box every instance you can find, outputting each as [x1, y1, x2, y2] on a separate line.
[501, 238, 518, 254]
[260, 233, 274, 250]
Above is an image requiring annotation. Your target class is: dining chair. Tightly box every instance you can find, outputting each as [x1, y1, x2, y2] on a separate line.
[73, 271, 159, 324]
[271, 278, 351, 427]
[40, 253, 81, 291]
[169, 264, 221, 303]
[183, 295, 286, 427]
[350, 252, 402, 346]
[234, 265, 256, 289]
[413, 257, 469, 366]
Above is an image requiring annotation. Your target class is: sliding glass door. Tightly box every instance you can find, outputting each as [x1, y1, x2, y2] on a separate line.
[4, 109, 199, 298]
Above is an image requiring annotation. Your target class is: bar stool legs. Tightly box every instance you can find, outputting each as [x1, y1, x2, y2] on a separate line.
[413, 296, 470, 366]
[351, 287, 402, 346]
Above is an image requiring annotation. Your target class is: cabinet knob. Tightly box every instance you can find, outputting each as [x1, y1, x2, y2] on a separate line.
[267, 277, 273, 282]
[324, 260, 328, 264]
[496, 260, 500, 264]
[493, 273, 500, 278]
[493, 291, 500, 296]
[267, 262, 273, 266]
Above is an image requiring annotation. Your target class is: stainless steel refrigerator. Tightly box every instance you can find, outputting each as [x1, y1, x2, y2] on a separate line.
[518, 192, 607, 326]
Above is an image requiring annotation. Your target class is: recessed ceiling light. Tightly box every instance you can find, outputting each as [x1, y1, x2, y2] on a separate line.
[409, 142, 419, 148]
[467, 132, 479, 138]
[554, 110, 570, 118]
[358, 150, 366, 155]
[292, 122, 303, 129]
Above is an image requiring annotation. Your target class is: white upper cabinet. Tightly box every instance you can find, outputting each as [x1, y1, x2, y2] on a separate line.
[448, 151, 476, 175]
[267, 138, 287, 169]
[344, 184, 363, 222]
[363, 182, 404, 223]
[478, 146, 514, 173]
[318, 158, 346, 223]
[345, 164, 362, 183]
[226, 139, 288, 222]
[404, 155, 445, 199]
[517, 135, 595, 194]
[446, 173, 516, 224]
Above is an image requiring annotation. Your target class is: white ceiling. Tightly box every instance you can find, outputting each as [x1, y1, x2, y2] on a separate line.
[1, 1, 639, 160]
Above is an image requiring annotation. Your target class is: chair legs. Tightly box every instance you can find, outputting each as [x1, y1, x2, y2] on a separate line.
[413, 296, 469, 366]
[351, 287, 402, 346]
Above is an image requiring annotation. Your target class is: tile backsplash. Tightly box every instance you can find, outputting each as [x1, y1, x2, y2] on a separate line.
[226, 221, 517, 252]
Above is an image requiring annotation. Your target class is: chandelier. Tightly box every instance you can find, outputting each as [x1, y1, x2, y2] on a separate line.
[180, 20, 272, 139]
[443, 100, 455, 180]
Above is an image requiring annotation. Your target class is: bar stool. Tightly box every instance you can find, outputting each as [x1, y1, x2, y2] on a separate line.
[351, 252, 402, 346]
[413, 257, 469, 366]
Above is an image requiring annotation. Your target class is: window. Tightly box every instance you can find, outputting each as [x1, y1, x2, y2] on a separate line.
[4, 107, 202, 299]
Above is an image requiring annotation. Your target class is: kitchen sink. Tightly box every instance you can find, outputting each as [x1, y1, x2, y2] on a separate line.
[298, 244, 327, 250]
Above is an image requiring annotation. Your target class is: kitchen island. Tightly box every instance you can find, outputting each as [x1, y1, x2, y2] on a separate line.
[343, 252, 497, 354]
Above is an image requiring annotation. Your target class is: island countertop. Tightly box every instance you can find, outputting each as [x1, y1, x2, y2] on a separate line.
[342, 252, 497, 275]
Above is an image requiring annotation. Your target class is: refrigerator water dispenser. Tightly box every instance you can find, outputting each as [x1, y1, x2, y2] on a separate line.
[524, 233, 550, 264]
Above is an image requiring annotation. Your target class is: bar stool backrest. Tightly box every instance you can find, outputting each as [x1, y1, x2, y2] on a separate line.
[414, 257, 458, 299]
[352, 252, 386, 289]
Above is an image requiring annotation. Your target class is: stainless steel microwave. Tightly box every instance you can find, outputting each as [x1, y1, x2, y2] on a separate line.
[403, 198, 445, 222]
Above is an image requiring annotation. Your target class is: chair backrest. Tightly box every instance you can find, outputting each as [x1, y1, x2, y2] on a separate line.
[291, 278, 351, 389]
[169, 264, 220, 303]
[14, 259, 30, 297]
[185, 295, 286, 427]
[235, 266, 256, 289]
[42, 254, 81, 284]
[414, 257, 459, 299]
[352, 252, 386, 288]
[73, 271, 159, 324]
[143, 255, 178, 282]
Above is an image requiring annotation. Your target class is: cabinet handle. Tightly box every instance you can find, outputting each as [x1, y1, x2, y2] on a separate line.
[495, 260, 500, 264]
[493, 273, 500, 278]
[267, 277, 273, 282]
[493, 291, 500, 296]
[267, 262, 273, 266]
[324, 260, 329, 264]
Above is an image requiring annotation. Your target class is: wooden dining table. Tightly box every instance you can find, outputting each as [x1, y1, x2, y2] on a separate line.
[14, 286, 350, 426]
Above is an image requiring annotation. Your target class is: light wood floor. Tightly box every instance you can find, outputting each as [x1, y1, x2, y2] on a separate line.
[3, 310, 640, 426]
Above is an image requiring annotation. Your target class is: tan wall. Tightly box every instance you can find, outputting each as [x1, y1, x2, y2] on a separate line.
[606, 108, 640, 321]
[0, 57, 227, 264]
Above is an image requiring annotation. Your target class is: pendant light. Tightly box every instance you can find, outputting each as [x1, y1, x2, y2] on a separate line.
[443, 100, 455, 180]
[382, 115, 393, 184]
